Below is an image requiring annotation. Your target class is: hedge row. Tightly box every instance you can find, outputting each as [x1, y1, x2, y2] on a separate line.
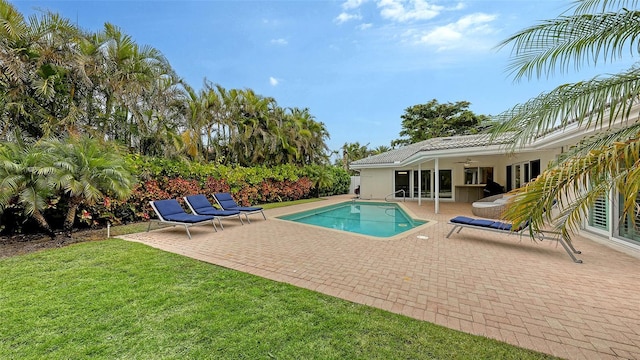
[76, 157, 349, 230]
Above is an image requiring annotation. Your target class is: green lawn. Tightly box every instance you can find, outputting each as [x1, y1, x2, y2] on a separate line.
[0, 240, 557, 359]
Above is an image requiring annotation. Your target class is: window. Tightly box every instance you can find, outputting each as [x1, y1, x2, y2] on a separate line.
[464, 167, 493, 184]
[618, 193, 640, 244]
[507, 159, 540, 190]
[588, 196, 609, 231]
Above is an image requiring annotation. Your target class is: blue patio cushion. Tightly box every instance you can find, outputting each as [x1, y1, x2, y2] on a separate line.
[469, 219, 495, 227]
[154, 199, 214, 223]
[196, 208, 241, 216]
[215, 192, 240, 209]
[154, 199, 187, 217]
[187, 194, 216, 212]
[489, 221, 512, 231]
[215, 192, 263, 211]
[450, 216, 475, 225]
[164, 212, 214, 223]
[234, 206, 263, 212]
[186, 195, 241, 216]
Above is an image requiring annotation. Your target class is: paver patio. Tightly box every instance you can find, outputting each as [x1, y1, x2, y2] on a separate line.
[121, 195, 640, 360]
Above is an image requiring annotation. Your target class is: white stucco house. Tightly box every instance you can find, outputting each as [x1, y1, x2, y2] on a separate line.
[349, 117, 640, 258]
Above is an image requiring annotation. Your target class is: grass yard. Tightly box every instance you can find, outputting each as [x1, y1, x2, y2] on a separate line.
[0, 239, 557, 360]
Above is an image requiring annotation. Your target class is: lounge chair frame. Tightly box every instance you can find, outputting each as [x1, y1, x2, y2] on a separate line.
[446, 216, 583, 263]
[213, 192, 266, 224]
[183, 194, 245, 229]
[148, 200, 217, 239]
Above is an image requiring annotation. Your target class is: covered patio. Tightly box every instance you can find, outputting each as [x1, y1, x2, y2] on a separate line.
[121, 196, 640, 360]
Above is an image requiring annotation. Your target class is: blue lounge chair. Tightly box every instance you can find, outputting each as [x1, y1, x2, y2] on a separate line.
[213, 192, 266, 223]
[446, 215, 583, 263]
[148, 199, 217, 239]
[184, 194, 244, 229]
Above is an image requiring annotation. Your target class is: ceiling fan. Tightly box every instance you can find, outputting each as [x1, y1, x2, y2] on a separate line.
[455, 158, 479, 167]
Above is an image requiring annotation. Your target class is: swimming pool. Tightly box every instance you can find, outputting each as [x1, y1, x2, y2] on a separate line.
[277, 201, 427, 238]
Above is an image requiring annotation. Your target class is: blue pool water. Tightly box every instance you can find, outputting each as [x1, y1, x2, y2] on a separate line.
[278, 201, 427, 238]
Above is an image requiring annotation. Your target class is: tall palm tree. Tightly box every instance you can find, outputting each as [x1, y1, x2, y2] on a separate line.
[493, 0, 640, 242]
[0, 1, 88, 141]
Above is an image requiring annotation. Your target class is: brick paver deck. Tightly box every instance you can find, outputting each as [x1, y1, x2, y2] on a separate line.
[121, 196, 640, 360]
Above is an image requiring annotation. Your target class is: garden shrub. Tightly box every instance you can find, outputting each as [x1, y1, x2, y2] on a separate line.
[1, 153, 347, 234]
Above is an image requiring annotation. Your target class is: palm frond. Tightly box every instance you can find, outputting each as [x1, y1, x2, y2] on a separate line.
[573, 0, 640, 15]
[497, 8, 640, 80]
[492, 65, 640, 149]
[502, 134, 640, 242]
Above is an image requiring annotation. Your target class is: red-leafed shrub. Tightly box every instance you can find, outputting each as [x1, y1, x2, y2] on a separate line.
[160, 177, 201, 199]
[202, 177, 230, 195]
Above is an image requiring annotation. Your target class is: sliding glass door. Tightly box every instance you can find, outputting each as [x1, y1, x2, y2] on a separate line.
[413, 170, 431, 198]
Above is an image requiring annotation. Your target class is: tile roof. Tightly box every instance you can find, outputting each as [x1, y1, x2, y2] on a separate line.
[350, 132, 517, 166]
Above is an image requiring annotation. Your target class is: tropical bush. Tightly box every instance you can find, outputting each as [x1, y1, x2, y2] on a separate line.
[0, 136, 136, 237]
[0, 149, 349, 235]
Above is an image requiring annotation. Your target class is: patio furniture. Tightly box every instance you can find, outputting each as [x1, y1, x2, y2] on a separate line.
[471, 194, 510, 219]
[148, 199, 217, 239]
[213, 192, 266, 223]
[184, 194, 244, 229]
[446, 215, 583, 263]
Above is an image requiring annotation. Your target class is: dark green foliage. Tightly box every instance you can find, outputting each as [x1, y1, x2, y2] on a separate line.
[391, 99, 494, 147]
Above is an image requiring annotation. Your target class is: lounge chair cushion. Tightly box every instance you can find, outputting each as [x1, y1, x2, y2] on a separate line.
[470, 219, 495, 227]
[450, 216, 495, 227]
[215, 192, 263, 211]
[153, 199, 214, 223]
[489, 221, 512, 231]
[186, 195, 241, 216]
[450, 216, 475, 224]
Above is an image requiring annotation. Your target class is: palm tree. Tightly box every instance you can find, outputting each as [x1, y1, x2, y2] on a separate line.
[493, 0, 640, 242]
[372, 145, 391, 155]
[47, 135, 136, 236]
[0, 1, 88, 141]
[340, 142, 372, 174]
[0, 141, 57, 237]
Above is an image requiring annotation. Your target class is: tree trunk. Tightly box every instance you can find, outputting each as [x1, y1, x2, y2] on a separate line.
[32, 209, 56, 239]
[63, 196, 83, 237]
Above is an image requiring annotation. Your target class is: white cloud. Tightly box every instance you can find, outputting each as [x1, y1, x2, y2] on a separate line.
[377, 0, 444, 22]
[417, 12, 498, 51]
[335, 12, 362, 24]
[342, 0, 368, 10]
[358, 23, 373, 30]
[270, 38, 288, 46]
[269, 77, 279, 86]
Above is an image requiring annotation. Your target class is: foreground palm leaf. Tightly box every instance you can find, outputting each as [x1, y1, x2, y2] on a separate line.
[494, 0, 640, 243]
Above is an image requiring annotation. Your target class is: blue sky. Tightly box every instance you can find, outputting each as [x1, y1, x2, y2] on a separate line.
[12, 0, 637, 152]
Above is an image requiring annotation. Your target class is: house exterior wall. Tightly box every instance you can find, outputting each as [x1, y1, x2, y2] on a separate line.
[357, 148, 563, 201]
[359, 168, 394, 200]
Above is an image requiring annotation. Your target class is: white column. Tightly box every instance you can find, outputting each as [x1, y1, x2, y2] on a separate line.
[418, 163, 422, 206]
[435, 158, 440, 214]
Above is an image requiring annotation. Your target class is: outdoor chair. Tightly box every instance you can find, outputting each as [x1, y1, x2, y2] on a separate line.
[471, 194, 510, 219]
[148, 199, 217, 239]
[184, 194, 245, 229]
[446, 215, 583, 263]
[213, 192, 266, 223]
